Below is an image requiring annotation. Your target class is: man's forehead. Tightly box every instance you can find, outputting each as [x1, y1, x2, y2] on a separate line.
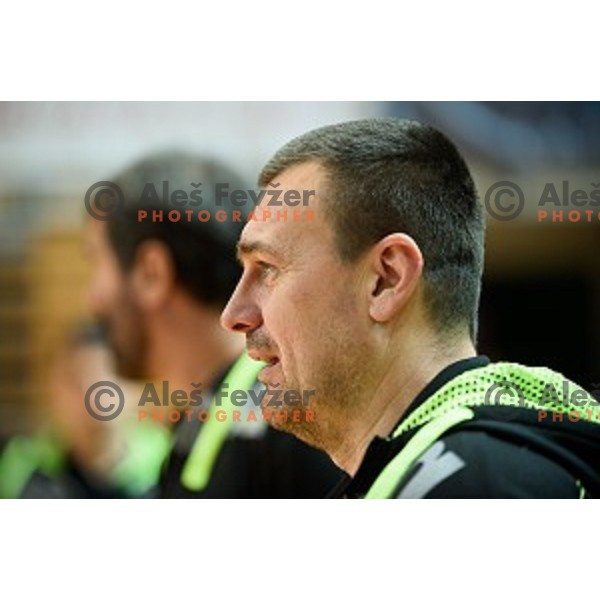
[238, 219, 296, 260]
[266, 160, 326, 191]
[236, 160, 332, 260]
[86, 218, 105, 248]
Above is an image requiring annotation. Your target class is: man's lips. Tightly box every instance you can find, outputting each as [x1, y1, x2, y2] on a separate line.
[248, 349, 272, 361]
[247, 348, 279, 365]
[258, 357, 280, 384]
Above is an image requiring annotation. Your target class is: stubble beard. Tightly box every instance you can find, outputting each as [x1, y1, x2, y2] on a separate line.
[267, 319, 369, 460]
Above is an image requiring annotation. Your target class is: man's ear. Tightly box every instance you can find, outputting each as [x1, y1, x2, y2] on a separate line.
[367, 233, 424, 323]
[130, 240, 176, 311]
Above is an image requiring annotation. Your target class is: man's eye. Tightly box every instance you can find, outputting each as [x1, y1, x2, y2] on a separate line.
[257, 261, 273, 272]
[257, 261, 277, 279]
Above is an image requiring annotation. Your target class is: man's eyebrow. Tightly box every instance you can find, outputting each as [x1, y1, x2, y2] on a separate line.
[236, 239, 284, 262]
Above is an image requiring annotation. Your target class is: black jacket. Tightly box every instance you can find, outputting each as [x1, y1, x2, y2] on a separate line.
[332, 357, 600, 499]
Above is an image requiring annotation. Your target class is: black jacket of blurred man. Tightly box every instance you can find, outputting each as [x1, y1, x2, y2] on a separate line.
[85, 152, 342, 498]
[221, 118, 600, 499]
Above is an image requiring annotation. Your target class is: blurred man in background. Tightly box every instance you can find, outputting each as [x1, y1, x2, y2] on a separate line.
[85, 151, 342, 497]
[221, 118, 600, 498]
[0, 326, 129, 498]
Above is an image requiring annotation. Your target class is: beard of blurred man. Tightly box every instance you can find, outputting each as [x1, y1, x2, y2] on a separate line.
[86, 220, 149, 380]
[97, 287, 148, 380]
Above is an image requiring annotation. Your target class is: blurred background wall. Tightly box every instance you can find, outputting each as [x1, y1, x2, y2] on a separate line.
[1, 101, 599, 436]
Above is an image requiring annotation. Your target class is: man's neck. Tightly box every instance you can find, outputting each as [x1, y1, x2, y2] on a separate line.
[331, 336, 477, 476]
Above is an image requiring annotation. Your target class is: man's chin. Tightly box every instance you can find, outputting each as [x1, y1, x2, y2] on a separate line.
[259, 397, 316, 438]
[266, 411, 327, 455]
[262, 408, 301, 437]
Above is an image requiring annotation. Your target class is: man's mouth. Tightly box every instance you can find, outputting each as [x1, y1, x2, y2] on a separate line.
[258, 357, 280, 384]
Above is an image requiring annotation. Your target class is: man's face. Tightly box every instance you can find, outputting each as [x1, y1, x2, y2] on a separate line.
[84, 220, 147, 379]
[221, 162, 374, 450]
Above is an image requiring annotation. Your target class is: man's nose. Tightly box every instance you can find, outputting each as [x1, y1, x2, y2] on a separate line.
[220, 283, 262, 334]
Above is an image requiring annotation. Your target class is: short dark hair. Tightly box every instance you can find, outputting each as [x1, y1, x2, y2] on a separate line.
[259, 118, 485, 340]
[107, 151, 247, 308]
